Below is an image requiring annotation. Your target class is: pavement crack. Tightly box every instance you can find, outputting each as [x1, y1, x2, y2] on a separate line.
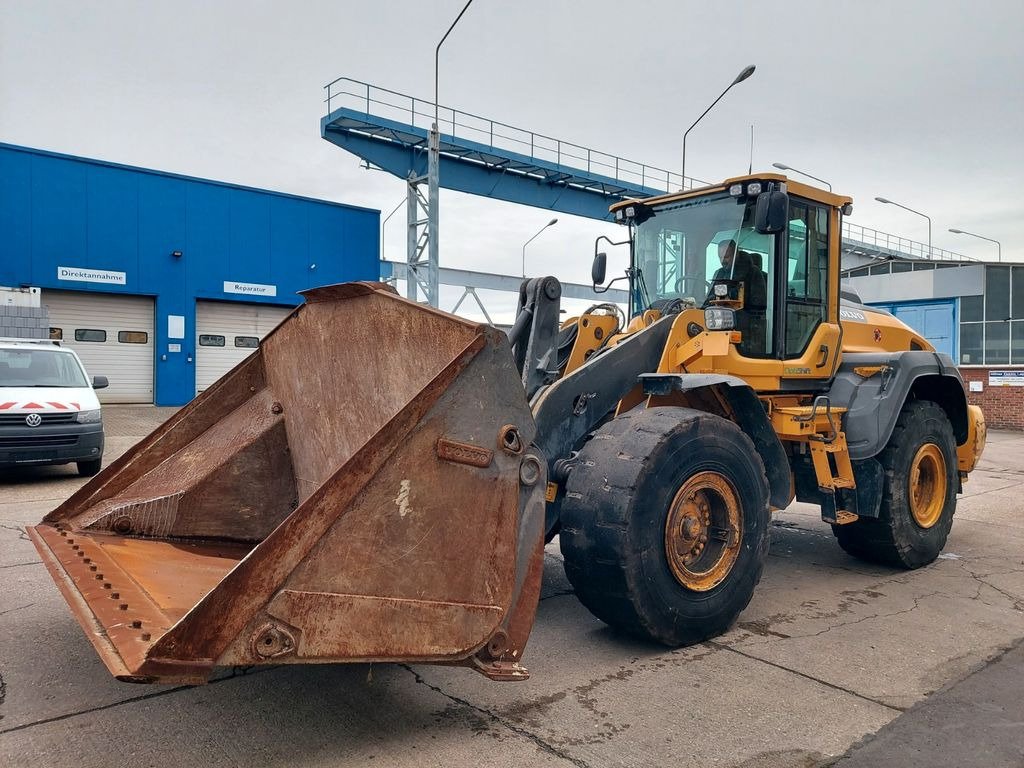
[0, 524, 29, 542]
[0, 561, 42, 570]
[709, 641, 905, 713]
[0, 665, 278, 736]
[399, 665, 590, 768]
[0, 603, 34, 617]
[787, 592, 942, 639]
[539, 590, 575, 601]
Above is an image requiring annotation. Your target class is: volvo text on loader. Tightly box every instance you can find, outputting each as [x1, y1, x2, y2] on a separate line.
[29, 174, 986, 685]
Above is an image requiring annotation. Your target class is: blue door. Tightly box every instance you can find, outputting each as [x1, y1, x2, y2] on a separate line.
[872, 301, 956, 357]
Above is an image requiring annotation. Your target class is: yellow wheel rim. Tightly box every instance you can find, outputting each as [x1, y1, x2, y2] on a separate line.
[909, 443, 946, 529]
[664, 472, 742, 592]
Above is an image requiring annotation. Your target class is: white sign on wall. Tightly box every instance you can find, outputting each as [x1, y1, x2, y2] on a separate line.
[57, 266, 127, 285]
[224, 281, 277, 297]
[988, 371, 1024, 387]
[167, 315, 185, 340]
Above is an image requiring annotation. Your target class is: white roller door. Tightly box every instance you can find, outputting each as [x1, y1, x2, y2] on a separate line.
[42, 290, 155, 404]
[195, 300, 294, 394]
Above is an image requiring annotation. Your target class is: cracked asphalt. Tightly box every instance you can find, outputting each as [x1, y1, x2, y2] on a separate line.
[1, 406, 1022, 767]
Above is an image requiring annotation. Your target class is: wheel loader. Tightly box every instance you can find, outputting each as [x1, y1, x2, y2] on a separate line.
[28, 174, 986, 684]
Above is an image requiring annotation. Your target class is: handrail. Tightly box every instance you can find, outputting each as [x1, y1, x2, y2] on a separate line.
[324, 76, 706, 192]
[325, 76, 972, 264]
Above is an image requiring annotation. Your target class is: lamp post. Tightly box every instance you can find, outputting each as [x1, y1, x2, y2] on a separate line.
[522, 218, 558, 277]
[411, 0, 475, 307]
[772, 162, 832, 192]
[876, 197, 932, 259]
[680, 65, 756, 189]
[949, 228, 1002, 263]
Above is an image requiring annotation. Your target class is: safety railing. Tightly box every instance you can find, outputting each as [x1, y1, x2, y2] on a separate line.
[842, 222, 972, 262]
[324, 76, 707, 192]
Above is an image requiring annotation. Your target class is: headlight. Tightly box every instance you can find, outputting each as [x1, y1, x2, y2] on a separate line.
[713, 283, 729, 297]
[746, 181, 763, 195]
[76, 409, 101, 423]
[728, 183, 743, 197]
[704, 308, 735, 331]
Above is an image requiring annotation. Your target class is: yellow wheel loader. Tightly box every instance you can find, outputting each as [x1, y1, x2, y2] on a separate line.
[29, 175, 987, 684]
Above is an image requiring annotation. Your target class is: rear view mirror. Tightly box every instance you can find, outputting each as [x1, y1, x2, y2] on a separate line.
[92, 375, 108, 389]
[754, 190, 789, 234]
[592, 252, 608, 285]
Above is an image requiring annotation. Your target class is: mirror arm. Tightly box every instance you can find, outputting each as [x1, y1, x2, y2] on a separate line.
[593, 274, 629, 294]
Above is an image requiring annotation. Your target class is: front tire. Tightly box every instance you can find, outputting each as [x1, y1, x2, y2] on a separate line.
[833, 400, 957, 568]
[560, 407, 770, 646]
[77, 458, 102, 477]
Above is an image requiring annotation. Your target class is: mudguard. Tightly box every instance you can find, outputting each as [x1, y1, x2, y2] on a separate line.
[639, 373, 792, 510]
[827, 350, 969, 460]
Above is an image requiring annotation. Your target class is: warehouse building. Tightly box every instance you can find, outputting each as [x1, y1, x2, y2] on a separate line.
[844, 258, 1023, 428]
[0, 143, 379, 406]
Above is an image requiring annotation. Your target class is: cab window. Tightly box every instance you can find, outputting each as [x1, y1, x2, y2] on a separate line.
[785, 201, 829, 356]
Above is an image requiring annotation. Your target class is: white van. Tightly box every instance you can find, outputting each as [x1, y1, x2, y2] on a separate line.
[0, 338, 107, 475]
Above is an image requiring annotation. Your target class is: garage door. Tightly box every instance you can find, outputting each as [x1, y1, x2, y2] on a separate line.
[195, 300, 295, 394]
[42, 290, 155, 404]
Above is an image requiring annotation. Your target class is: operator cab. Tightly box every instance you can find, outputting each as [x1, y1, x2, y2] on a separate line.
[597, 174, 854, 390]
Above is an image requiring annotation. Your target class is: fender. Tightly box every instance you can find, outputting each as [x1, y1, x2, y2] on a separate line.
[827, 350, 969, 460]
[639, 373, 792, 510]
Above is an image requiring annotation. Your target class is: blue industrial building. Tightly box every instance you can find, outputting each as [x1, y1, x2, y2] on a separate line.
[0, 143, 379, 406]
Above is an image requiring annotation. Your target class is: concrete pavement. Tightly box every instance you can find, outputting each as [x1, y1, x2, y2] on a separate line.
[1, 407, 1022, 767]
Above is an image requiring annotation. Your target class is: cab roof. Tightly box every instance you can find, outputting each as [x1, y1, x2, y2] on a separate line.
[608, 173, 853, 213]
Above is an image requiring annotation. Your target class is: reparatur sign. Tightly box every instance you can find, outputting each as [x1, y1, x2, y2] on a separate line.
[223, 281, 277, 297]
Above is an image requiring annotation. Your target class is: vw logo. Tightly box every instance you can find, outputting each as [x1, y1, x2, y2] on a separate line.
[25, 413, 42, 427]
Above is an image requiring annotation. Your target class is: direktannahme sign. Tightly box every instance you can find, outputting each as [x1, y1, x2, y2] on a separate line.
[57, 266, 127, 285]
[223, 281, 277, 297]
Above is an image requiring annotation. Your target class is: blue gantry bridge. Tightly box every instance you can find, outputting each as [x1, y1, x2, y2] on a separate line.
[321, 77, 970, 307]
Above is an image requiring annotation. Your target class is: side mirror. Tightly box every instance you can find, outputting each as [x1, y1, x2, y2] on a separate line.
[592, 252, 608, 285]
[754, 190, 789, 234]
[92, 375, 109, 389]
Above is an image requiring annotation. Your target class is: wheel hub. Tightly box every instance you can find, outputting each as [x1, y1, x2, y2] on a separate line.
[909, 443, 946, 529]
[664, 471, 742, 592]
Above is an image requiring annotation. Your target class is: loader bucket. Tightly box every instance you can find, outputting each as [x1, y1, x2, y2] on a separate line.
[28, 283, 547, 684]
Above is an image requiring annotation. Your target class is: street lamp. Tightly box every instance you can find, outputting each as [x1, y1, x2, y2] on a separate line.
[875, 197, 932, 259]
[522, 218, 558, 277]
[949, 228, 1002, 262]
[435, 0, 475, 130]
[681, 65, 756, 188]
[772, 162, 832, 192]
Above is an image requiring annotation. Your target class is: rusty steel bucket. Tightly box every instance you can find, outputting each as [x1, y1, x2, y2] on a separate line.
[28, 283, 546, 684]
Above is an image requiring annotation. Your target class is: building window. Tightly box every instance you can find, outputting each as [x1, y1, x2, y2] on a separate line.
[234, 336, 259, 349]
[960, 295, 983, 323]
[869, 263, 891, 275]
[49, 327, 62, 340]
[987, 321, 1010, 364]
[892, 262, 912, 273]
[912, 262, 936, 271]
[199, 334, 225, 347]
[118, 331, 148, 344]
[986, 266, 1010, 322]
[848, 266, 869, 277]
[960, 323, 983, 365]
[74, 329, 106, 342]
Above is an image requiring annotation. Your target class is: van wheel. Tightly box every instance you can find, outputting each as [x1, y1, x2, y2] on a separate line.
[559, 407, 770, 646]
[833, 400, 957, 568]
[77, 459, 102, 477]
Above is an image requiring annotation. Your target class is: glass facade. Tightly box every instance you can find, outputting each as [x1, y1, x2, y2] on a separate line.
[959, 265, 1024, 365]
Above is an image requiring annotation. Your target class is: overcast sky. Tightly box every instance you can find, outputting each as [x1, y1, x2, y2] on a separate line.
[2, 1, 1022, 318]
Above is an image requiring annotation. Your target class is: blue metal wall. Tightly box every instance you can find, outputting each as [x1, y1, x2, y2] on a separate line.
[0, 143, 380, 405]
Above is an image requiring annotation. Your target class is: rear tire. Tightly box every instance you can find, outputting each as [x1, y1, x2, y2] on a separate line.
[77, 458, 102, 477]
[833, 400, 957, 568]
[560, 407, 770, 646]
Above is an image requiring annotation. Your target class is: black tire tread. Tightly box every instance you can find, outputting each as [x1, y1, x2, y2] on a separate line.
[560, 407, 770, 646]
[833, 399, 956, 568]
